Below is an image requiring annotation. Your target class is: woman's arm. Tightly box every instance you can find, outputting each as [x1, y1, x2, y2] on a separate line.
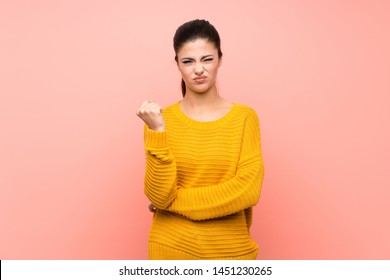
[137, 101, 178, 208]
[166, 109, 264, 220]
[143, 127, 178, 209]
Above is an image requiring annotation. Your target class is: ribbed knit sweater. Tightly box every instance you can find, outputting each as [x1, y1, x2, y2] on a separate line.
[143, 102, 264, 259]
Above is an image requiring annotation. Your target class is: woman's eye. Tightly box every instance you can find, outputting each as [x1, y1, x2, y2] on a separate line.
[182, 60, 192, 64]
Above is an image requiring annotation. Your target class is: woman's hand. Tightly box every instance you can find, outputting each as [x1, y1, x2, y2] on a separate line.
[148, 203, 157, 213]
[136, 101, 165, 132]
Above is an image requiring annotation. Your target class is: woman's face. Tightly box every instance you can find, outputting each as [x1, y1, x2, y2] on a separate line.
[176, 38, 222, 95]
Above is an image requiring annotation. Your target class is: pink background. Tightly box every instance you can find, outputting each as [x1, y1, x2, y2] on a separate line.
[1, 0, 389, 259]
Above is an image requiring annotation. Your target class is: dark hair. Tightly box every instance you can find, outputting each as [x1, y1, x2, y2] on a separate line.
[173, 19, 223, 97]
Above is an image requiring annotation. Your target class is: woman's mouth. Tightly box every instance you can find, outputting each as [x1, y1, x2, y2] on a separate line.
[194, 76, 207, 83]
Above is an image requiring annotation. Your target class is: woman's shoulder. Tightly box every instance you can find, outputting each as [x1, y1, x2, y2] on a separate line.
[161, 102, 179, 115]
[233, 103, 259, 118]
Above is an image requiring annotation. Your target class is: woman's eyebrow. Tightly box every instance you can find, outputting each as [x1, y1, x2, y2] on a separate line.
[181, 55, 214, 61]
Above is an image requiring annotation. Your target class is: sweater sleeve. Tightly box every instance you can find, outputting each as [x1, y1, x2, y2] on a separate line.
[143, 125, 178, 209]
[166, 109, 264, 221]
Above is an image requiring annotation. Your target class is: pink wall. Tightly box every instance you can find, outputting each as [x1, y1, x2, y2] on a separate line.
[1, 0, 389, 259]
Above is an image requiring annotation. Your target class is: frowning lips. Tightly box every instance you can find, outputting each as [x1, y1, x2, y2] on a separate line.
[193, 76, 207, 82]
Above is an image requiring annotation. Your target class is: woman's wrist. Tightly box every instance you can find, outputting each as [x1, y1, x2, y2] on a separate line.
[149, 124, 165, 132]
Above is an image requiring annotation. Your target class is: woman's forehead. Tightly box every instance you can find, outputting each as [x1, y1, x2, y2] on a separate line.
[177, 38, 218, 58]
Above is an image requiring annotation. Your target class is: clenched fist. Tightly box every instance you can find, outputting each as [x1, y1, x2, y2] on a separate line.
[136, 101, 165, 132]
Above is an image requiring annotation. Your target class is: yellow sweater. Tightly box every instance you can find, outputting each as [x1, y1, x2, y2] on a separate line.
[143, 102, 264, 259]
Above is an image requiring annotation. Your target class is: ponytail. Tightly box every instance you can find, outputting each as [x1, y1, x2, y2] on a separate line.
[181, 79, 186, 97]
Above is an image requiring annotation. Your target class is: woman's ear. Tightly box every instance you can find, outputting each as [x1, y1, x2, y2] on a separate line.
[218, 56, 223, 67]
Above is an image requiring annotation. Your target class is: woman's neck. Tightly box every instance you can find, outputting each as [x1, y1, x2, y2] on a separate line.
[180, 86, 233, 121]
[182, 94, 220, 110]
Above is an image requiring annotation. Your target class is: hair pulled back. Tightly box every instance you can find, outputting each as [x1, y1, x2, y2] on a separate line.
[173, 19, 223, 97]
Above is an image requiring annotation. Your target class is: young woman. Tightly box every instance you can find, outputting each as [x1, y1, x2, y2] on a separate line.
[136, 19, 264, 260]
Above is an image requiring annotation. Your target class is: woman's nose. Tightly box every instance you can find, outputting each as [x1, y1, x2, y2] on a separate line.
[194, 63, 204, 75]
